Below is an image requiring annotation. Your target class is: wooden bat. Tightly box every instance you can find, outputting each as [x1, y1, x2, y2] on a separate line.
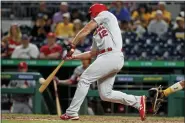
[39, 60, 65, 93]
[53, 80, 62, 116]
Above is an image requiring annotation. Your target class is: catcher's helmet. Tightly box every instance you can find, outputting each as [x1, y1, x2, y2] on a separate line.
[89, 3, 108, 18]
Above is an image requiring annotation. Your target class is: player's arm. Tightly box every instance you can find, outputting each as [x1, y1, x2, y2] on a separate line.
[55, 67, 79, 85]
[71, 20, 98, 46]
[58, 79, 73, 85]
[73, 48, 97, 60]
[54, 76, 72, 85]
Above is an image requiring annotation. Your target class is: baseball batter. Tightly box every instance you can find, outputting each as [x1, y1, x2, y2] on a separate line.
[61, 4, 146, 121]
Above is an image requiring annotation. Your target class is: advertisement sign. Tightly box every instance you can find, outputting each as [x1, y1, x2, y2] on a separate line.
[117, 76, 134, 82]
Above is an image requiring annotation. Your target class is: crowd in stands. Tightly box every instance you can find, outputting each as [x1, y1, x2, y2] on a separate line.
[1, 1, 185, 60]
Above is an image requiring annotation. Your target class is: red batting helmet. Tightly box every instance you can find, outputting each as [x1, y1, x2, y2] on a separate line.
[89, 3, 108, 18]
[18, 61, 28, 69]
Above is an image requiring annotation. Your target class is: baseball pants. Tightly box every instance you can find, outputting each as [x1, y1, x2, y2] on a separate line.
[66, 52, 141, 116]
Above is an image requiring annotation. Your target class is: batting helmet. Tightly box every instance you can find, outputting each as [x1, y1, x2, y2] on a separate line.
[18, 61, 28, 69]
[89, 3, 108, 18]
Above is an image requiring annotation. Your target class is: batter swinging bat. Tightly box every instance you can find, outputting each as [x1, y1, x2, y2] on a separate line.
[53, 80, 62, 116]
[39, 60, 65, 93]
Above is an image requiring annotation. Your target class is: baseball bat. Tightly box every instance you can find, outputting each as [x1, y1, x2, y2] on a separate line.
[39, 60, 65, 93]
[53, 80, 62, 116]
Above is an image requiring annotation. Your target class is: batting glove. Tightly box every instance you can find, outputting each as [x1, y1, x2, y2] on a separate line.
[64, 43, 75, 60]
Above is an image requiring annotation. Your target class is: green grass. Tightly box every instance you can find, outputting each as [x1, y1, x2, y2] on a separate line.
[2, 114, 184, 123]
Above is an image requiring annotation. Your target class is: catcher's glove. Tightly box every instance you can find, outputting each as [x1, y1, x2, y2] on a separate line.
[148, 85, 165, 115]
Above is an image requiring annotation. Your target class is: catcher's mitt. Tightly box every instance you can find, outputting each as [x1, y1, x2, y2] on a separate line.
[148, 85, 165, 115]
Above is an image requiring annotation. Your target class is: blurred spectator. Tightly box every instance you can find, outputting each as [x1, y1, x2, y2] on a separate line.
[173, 17, 184, 39]
[71, 8, 85, 22]
[151, 2, 171, 23]
[53, 2, 69, 24]
[8, 61, 35, 114]
[179, 11, 184, 18]
[120, 20, 132, 34]
[39, 32, 63, 59]
[131, 4, 151, 27]
[31, 13, 51, 41]
[32, 2, 52, 24]
[148, 10, 168, 37]
[76, 39, 92, 52]
[73, 19, 83, 36]
[110, 1, 131, 21]
[173, 11, 184, 29]
[72, 19, 92, 52]
[1, 41, 8, 58]
[132, 20, 146, 38]
[55, 13, 74, 38]
[11, 34, 39, 59]
[2, 23, 21, 57]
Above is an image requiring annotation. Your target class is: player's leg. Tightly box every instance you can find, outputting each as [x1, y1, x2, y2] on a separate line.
[97, 72, 141, 109]
[63, 53, 123, 119]
[149, 80, 185, 114]
[98, 73, 146, 121]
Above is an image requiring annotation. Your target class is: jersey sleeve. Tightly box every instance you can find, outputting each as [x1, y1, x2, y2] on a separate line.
[69, 67, 79, 82]
[93, 11, 109, 25]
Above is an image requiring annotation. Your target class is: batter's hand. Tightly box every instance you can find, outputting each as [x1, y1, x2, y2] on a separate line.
[64, 43, 75, 60]
[65, 55, 76, 60]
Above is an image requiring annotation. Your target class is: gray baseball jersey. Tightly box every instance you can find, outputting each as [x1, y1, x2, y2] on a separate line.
[66, 11, 141, 117]
[70, 65, 84, 84]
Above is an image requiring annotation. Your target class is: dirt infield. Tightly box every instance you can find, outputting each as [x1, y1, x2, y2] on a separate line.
[2, 114, 184, 123]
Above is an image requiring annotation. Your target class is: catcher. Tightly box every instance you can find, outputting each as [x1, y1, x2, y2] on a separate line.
[149, 80, 184, 114]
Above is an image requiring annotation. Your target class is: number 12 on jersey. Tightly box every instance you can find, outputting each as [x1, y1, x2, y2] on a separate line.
[97, 25, 108, 39]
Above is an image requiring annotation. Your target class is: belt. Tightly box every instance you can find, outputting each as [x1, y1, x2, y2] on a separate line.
[98, 47, 123, 55]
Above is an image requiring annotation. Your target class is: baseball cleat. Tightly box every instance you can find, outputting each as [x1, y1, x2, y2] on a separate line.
[60, 113, 79, 120]
[148, 85, 165, 115]
[139, 95, 146, 121]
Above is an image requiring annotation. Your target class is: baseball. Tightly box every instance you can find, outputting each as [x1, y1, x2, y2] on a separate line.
[39, 78, 46, 84]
